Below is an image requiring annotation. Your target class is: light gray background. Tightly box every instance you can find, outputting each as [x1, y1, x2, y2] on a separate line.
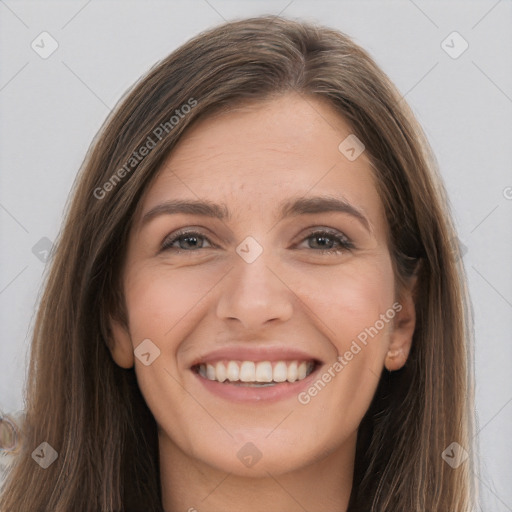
[0, 1, 511, 510]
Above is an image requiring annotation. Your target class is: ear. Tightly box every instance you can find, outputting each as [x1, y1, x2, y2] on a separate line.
[108, 315, 135, 369]
[385, 275, 418, 372]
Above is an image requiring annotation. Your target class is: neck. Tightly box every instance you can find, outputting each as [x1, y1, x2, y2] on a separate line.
[158, 430, 356, 512]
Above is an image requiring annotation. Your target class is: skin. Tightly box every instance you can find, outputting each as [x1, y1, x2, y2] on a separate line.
[109, 93, 417, 512]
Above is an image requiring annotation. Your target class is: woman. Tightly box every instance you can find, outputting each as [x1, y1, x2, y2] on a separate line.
[0, 15, 476, 511]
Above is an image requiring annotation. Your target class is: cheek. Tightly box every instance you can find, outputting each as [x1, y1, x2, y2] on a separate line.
[124, 262, 220, 342]
[122, 264, 223, 451]
[293, 255, 396, 418]
[294, 254, 396, 345]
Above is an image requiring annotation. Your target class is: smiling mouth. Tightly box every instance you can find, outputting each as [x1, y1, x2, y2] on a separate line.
[192, 360, 318, 387]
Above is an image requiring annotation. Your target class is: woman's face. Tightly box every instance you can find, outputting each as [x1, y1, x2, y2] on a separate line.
[110, 93, 416, 477]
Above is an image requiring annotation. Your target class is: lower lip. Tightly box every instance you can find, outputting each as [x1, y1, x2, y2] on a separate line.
[192, 365, 322, 403]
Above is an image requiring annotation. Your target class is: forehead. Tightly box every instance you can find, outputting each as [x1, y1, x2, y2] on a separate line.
[137, 93, 384, 230]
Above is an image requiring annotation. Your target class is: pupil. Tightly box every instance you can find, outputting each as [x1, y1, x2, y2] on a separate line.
[183, 236, 199, 248]
[315, 235, 331, 248]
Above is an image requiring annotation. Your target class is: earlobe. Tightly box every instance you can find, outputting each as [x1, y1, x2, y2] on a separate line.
[108, 315, 135, 369]
[385, 276, 418, 372]
[385, 347, 407, 371]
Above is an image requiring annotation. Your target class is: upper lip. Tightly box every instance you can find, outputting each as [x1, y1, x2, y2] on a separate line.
[189, 346, 322, 368]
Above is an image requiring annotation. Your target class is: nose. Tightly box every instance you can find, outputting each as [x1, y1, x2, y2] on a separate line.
[215, 250, 294, 329]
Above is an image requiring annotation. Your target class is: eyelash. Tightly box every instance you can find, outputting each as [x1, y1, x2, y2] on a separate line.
[160, 228, 354, 255]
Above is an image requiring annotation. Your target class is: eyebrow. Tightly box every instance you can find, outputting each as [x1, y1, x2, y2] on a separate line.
[141, 195, 371, 232]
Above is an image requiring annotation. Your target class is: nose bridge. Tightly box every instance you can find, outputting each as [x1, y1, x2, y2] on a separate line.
[215, 241, 293, 326]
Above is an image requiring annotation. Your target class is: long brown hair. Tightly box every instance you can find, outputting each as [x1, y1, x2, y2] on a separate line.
[0, 16, 476, 511]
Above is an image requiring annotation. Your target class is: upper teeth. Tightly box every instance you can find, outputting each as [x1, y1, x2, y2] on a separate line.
[197, 360, 314, 383]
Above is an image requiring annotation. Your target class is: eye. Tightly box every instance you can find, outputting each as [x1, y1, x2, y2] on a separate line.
[160, 228, 354, 255]
[161, 230, 213, 252]
[297, 229, 354, 255]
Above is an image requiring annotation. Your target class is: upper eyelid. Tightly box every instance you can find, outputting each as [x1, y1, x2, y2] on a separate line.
[162, 227, 217, 245]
